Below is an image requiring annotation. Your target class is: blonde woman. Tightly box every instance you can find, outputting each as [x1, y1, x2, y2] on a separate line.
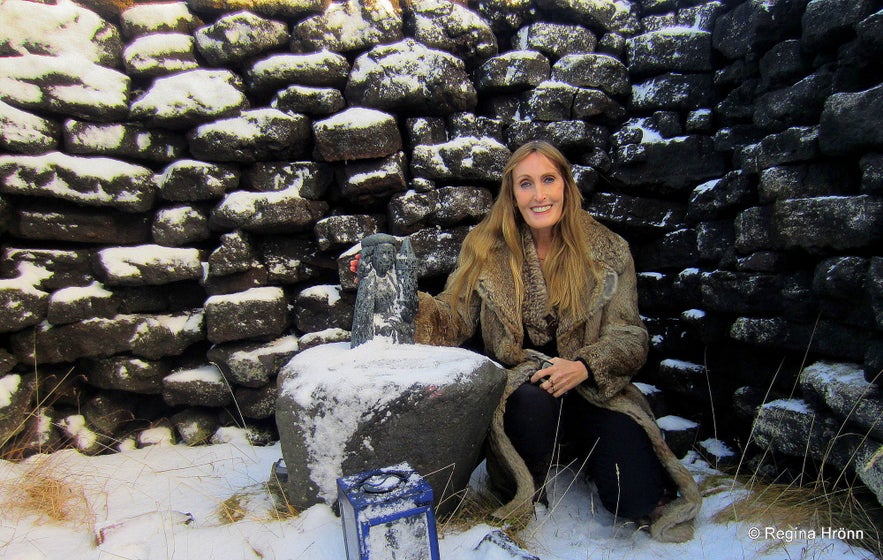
[410, 141, 701, 542]
[415, 142, 701, 541]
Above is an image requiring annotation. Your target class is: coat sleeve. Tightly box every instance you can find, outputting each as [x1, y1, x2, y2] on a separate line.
[576, 250, 649, 401]
[413, 286, 481, 348]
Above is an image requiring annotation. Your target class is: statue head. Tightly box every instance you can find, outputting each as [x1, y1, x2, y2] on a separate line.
[361, 233, 398, 276]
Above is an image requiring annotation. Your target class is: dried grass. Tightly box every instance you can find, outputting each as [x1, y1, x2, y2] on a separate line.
[0, 456, 95, 531]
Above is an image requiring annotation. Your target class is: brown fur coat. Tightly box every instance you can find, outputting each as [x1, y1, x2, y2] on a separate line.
[414, 211, 701, 542]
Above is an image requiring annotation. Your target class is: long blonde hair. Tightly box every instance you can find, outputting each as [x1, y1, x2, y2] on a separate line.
[445, 141, 599, 320]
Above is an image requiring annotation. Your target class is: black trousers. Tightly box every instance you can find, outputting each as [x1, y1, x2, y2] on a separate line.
[503, 381, 668, 520]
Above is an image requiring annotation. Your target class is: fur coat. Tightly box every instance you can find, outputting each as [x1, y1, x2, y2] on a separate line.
[414, 211, 701, 543]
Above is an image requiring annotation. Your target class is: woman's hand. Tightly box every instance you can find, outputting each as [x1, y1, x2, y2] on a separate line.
[530, 358, 589, 398]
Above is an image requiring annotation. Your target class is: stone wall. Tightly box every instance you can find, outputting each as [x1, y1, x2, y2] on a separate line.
[0, 0, 881, 497]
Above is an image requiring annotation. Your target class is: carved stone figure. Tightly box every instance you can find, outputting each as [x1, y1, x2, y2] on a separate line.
[351, 233, 418, 347]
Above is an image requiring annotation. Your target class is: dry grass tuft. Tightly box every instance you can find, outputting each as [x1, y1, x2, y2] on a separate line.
[0, 457, 95, 530]
[711, 473, 883, 557]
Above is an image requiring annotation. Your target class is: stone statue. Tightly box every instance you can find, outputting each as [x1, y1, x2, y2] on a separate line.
[351, 233, 418, 347]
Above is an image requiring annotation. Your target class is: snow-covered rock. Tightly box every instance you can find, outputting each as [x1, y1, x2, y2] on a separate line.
[204, 286, 288, 344]
[245, 51, 350, 95]
[293, 285, 355, 333]
[83, 356, 170, 394]
[338, 152, 409, 201]
[129, 69, 248, 129]
[404, 0, 498, 67]
[513, 21, 597, 59]
[290, 0, 403, 54]
[411, 136, 510, 182]
[64, 120, 187, 163]
[0, 0, 123, 66]
[277, 340, 506, 516]
[207, 334, 300, 388]
[152, 205, 211, 247]
[271, 85, 346, 117]
[157, 159, 240, 202]
[0, 152, 156, 212]
[314, 215, 378, 251]
[123, 33, 199, 77]
[0, 100, 60, 154]
[162, 365, 231, 407]
[120, 1, 201, 39]
[210, 185, 330, 234]
[187, 108, 311, 163]
[0, 54, 130, 121]
[47, 281, 117, 325]
[799, 361, 883, 440]
[346, 39, 478, 115]
[475, 50, 551, 93]
[95, 245, 203, 286]
[194, 10, 289, 68]
[312, 107, 402, 162]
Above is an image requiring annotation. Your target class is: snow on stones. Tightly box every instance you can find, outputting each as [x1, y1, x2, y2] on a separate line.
[187, 108, 311, 162]
[129, 69, 248, 129]
[152, 205, 211, 247]
[475, 50, 551, 94]
[83, 356, 171, 394]
[0, 54, 130, 121]
[627, 27, 713, 78]
[123, 33, 200, 78]
[209, 184, 330, 233]
[157, 159, 240, 202]
[207, 334, 300, 388]
[405, 0, 498, 67]
[64, 120, 187, 163]
[338, 152, 409, 201]
[799, 361, 883, 440]
[119, 1, 201, 39]
[162, 364, 231, 408]
[345, 39, 478, 115]
[290, 0, 403, 54]
[314, 214, 379, 251]
[313, 107, 402, 161]
[513, 22, 597, 59]
[187, 0, 326, 20]
[129, 310, 206, 359]
[0, 100, 60, 154]
[271, 85, 346, 117]
[95, 245, 203, 286]
[47, 281, 117, 325]
[411, 136, 510, 182]
[0, 151, 156, 212]
[293, 284, 354, 333]
[0, 0, 123, 66]
[0, 263, 51, 333]
[194, 10, 290, 68]
[552, 53, 630, 97]
[245, 51, 350, 95]
[204, 286, 288, 344]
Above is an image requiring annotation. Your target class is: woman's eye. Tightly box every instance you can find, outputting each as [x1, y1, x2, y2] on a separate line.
[519, 181, 532, 189]
[543, 175, 556, 183]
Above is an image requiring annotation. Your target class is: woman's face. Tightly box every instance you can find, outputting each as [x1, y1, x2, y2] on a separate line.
[512, 152, 565, 236]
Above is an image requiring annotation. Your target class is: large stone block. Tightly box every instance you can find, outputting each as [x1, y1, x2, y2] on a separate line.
[123, 33, 200, 78]
[0, 152, 156, 213]
[205, 286, 288, 344]
[291, 0, 402, 53]
[194, 10, 289, 68]
[820, 83, 883, 155]
[276, 341, 506, 516]
[129, 69, 248, 129]
[799, 361, 883, 441]
[404, 0, 498, 67]
[313, 108, 401, 162]
[773, 195, 883, 252]
[346, 39, 477, 115]
[627, 28, 713, 78]
[188, 109, 311, 163]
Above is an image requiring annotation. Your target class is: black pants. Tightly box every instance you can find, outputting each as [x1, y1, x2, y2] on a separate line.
[503, 381, 668, 519]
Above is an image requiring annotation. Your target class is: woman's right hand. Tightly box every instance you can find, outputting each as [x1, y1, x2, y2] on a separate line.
[349, 253, 361, 284]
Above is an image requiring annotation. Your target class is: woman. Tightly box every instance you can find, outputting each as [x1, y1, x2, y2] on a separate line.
[408, 141, 701, 542]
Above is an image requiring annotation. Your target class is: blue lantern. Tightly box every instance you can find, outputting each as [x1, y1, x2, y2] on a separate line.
[337, 463, 440, 560]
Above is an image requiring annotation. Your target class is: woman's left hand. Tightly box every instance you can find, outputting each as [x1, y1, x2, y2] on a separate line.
[530, 358, 589, 398]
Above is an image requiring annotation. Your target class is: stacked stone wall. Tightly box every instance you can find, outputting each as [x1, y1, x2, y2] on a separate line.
[0, 0, 880, 500]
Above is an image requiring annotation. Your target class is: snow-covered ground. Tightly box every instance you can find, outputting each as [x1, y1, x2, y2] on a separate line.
[0, 432, 875, 559]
